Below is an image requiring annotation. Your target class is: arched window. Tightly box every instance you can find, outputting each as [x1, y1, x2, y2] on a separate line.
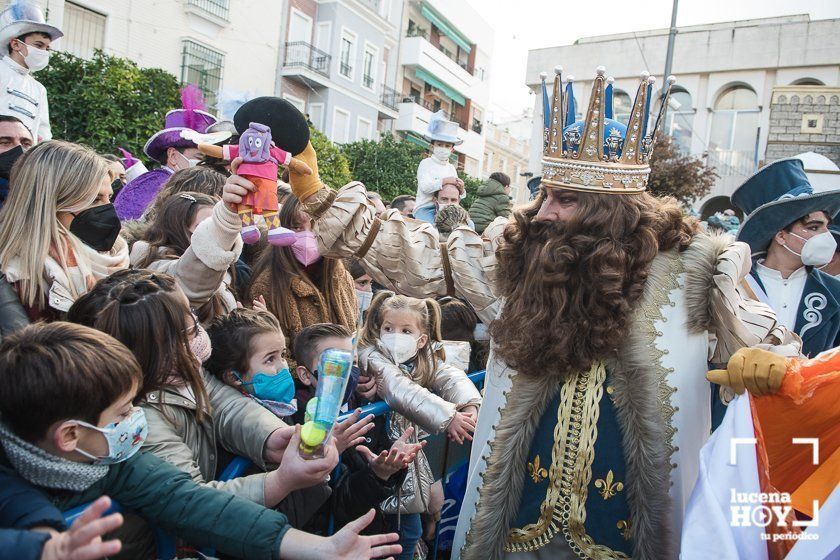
[661, 88, 694, 153]
[700, 196, 743, 221]
[709, 86, 760, 178]
[613, 89, 632, 125]
[791, 78, 824, 86]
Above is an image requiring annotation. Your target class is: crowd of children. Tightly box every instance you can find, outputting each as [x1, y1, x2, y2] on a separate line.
[0, 90, 492, 560]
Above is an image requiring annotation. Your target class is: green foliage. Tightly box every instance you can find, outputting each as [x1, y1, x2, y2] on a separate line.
[341, 133, 483, 208]
[648, 135, 718, 207]
[341, 133, 425, 201]
[309, 126, 352, 189]
[38, 51, 180, 159]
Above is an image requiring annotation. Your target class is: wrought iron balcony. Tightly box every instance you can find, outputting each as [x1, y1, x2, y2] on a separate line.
[381, 85, 400, 110]
[283, 42, 331, 78]
[186, 0, 229, 20]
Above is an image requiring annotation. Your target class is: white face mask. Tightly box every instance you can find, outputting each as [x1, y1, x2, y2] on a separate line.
[19, 43, 50, 72]
[381, 332, 421, 364]
[356, 289, 373, 314]
[783, 230, 837, 267]
[473, 322, 490, 342]
[176, 150, 200, 169]
[432, 146, 451, 162]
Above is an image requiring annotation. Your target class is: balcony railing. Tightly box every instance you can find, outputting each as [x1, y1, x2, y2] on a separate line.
[283, 42, 331, 78]
[406, 26, 429, 40]
[381, 85, 400, 110]
[403, 94, 437, 112]
[363, 74, 374, 89]
[340, 62, 353, 78]
[405, 28, 474, 76]
[186, 0, 230, 20]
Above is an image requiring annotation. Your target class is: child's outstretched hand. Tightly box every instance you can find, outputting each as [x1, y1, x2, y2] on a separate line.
[446, 411, 476, 444]
[252, 295, 270, 315]
[222, 157, 253, 212]
[327, 509, 401, 559]
[332, 409, 376, 454]
[461, 405, 479, 423]
[267, 425, 338, 501]
[356, 374, 378, 401]
[40, 496, 123, 560]
[357, 426, 426, 481]
[263, 423, 296, 464]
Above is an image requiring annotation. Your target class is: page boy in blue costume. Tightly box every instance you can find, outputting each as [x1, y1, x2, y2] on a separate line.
[732, 158, 840, 357]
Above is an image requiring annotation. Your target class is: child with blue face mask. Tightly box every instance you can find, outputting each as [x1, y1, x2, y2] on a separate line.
[0, 321, 405, 560]
[68, 271, 341, 529]
[206, 307, 297, 418]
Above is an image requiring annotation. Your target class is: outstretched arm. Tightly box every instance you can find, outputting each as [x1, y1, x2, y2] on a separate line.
[197, 143, 224, 159]
[700, 238, 801, 398]
[224, 143, 503, 322]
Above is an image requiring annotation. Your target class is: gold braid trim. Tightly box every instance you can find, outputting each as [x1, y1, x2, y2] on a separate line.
[634, 253, 684, 471]
[504, 362, 630, 558]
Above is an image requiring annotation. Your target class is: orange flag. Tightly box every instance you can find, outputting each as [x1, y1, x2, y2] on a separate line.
[750, 348, 840, 558]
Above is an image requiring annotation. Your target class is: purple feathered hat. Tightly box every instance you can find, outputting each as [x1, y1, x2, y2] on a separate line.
[143, 85, 218, 164]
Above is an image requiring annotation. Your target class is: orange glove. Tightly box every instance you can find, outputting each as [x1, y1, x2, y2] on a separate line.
[706, 347, 788, 396]
[289, 141, 322, 201]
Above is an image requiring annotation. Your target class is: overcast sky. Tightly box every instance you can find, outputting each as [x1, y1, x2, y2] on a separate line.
[466, 0, 840, 123]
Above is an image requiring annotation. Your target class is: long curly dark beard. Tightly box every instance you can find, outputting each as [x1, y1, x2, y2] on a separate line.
[490, 190, 697, 379]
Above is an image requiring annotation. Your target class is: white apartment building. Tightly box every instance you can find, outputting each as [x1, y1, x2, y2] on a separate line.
[31, 0, 496, 172]
[525, 14, 840, 216]
[277, 0, 404, 143]
[394, 0, 494, 177]
[41, 0, 285, 114]
[483, 116, 531, 204]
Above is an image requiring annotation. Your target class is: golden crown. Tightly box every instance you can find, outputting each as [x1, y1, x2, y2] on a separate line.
[541, 66, 676, 194]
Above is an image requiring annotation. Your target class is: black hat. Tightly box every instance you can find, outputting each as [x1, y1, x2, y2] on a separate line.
[233, 97, 310, 155]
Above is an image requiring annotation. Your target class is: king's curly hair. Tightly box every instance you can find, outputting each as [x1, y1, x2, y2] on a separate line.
[490, 188, 698, 379]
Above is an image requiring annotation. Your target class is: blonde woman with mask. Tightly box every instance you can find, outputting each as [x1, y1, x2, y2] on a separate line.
[0, 140, 128, 322]
[0, 140, 247, 324]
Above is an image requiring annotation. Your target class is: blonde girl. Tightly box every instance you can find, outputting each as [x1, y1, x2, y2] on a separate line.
[358, 291, 481, 560]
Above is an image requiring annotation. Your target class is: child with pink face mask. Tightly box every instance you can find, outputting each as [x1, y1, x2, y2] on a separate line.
[248, 196, 358, 363]
[357, 292, 481, 560]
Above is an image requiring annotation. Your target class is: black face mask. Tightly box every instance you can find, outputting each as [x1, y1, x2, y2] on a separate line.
[110, 178, 126, 202]
[0, 145, 25, 180]
[69, 203, 121, 252]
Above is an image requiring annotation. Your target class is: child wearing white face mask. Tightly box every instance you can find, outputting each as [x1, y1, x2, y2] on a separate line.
[358, 292, 481, 560]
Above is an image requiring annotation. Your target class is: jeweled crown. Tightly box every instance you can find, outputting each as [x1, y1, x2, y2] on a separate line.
[540, 66, 676, 194]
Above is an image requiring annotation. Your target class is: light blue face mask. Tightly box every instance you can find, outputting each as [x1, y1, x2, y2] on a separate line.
[234, 367, 295, 405]
[75, 407, 148, 465]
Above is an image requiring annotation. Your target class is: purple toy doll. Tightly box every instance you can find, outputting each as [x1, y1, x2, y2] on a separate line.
[199, 122, 311, 245]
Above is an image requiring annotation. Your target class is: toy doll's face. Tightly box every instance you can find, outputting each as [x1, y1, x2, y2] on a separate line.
[239, 123, 273, 163]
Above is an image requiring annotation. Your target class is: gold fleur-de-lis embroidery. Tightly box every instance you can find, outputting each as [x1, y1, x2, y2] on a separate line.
[527, 455, 548, 483]
[617, 519, 632, 540]
[594, 469, 624, 500]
